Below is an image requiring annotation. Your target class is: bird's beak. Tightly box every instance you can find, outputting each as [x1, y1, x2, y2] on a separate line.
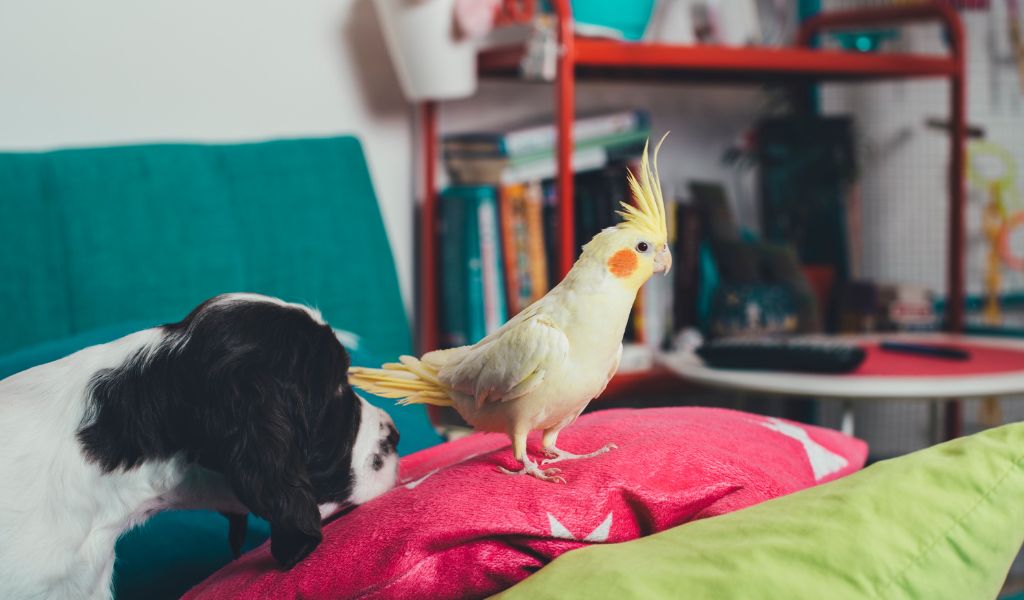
[654, 246, 672, 275]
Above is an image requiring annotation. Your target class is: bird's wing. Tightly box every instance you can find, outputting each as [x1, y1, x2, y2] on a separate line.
[594, 342, 622, 399]
[438, 312, 570, 407]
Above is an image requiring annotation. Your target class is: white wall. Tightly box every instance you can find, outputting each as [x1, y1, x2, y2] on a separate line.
[0, 0, 417, 313]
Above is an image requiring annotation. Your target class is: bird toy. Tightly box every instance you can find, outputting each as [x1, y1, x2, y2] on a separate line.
[967, 140, 1021, 428]
[967, 140, 1022, 325]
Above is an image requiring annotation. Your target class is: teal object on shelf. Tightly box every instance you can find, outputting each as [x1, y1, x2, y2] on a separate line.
[830, 30, 899, 53]
[573, 0, 654, 40]
[543, 0, 655, 41]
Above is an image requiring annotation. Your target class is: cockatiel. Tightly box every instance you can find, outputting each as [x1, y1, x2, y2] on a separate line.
[350, 134, 672, 483]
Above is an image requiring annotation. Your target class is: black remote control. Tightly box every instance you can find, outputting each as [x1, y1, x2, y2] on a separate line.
[696, 337, 867, 374]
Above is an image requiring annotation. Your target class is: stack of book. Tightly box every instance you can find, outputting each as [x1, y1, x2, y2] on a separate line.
[443, 109, 650, 185]
[438, 110, 657, 349]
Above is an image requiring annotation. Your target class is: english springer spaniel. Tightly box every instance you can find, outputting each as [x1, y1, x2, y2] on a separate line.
[0, 293, 400, 600]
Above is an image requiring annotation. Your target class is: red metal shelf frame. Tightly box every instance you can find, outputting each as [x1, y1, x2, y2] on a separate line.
[478, 38, 959, 81]
[417, 1, 967, 397]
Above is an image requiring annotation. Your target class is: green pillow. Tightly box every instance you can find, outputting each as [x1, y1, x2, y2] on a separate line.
[496, 422, 1024, 600]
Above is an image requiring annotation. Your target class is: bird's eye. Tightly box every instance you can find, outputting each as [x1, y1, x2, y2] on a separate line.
[636, 242, 649, 253]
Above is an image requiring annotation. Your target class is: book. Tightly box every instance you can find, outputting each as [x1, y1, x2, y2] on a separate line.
[439, 186, 508, 346]
[446, 129, 651, 185]
[447, 146, 604, 186]
[522, 181, 549, 306]
[477, 191, 507, 335]
[499, 183, 529, 315]
[499, 182, 551, 316]
[573, 162, 631, 260]
[672, 200, 702, 333]
[443, 109, 649, 159]
[439, 188, 469, 347]
[541, 180, 560, 289]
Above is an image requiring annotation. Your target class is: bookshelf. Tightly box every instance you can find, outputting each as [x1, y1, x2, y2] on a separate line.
[418, 1, 967, 398]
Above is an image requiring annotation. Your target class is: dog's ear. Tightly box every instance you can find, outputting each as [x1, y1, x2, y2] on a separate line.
[220, 397, 323, 569]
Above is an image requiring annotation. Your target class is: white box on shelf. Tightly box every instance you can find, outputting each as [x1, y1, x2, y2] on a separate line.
[374, 0, 477, 101]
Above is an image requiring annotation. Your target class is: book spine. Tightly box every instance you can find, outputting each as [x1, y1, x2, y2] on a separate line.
[440, 134, 507, 157]
[574, 171, 597, 263]
[477, 190, 507, 335]
[440, 191, 468, 347]
[501, 146, 608, 185]
[573, 111, 647, 145]
[446, 131, 649, 186]
[506, 129, 649, 167]
[443, 110, 649, 159]
[673, 203, 702, 331]
[511, 188, 533, 313]
[523, 181, 549, 302]
[464, 192, 486, 344]
[504, 110, 646, 156]
[499, 184, 524, 315]
[541, 180, 560, 289]
[442, 142, 504, 159]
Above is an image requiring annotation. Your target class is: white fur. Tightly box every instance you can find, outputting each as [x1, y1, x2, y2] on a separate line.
[0, 331, 193, 600]
[214, 292, 326, 324]
[348, 396, 400, 505]
[0, 298, 393, 600]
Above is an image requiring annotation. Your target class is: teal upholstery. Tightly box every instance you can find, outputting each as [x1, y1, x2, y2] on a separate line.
[0, 137, 441, 599]
[0, 320, 168, 380]
[1, 138, 407, 358]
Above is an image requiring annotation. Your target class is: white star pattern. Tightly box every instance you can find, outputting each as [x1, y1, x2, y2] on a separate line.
[759, 417, 848, 480]
[399, 452, 485, 489]
[403, 469, 439, 490]
[546, 512, 613, 542]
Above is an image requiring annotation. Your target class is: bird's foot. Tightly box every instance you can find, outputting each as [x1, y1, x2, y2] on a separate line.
[541, 443, 618, 466]
[498, 456, 566, 484]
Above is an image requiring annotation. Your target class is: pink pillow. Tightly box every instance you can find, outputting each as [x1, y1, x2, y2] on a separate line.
[185, 407, 867, 600]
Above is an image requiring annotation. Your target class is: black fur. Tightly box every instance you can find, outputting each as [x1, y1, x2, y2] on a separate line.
[223, 512, 248, 558]
[77, 295, 372, 569]
[374, 426, 399, 471]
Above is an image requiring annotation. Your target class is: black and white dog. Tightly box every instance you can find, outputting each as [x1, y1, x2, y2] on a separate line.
[0, 293, 400, 599]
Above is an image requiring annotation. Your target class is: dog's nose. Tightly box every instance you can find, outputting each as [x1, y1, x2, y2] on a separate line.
[386, 422, 400, 448]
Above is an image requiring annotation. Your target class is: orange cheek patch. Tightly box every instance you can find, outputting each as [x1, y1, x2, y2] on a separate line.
[608, 249, 639, 278]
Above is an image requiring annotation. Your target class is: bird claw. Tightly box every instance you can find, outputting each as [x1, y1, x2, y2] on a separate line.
[497, 463, 566, 484]
[540, 443, 618, 466]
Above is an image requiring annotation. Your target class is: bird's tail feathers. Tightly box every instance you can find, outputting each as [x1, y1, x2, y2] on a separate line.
[349, 355, 453, 407]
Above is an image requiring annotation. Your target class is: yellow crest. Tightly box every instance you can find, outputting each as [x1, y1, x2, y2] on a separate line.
[617, 132, 669, 242]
